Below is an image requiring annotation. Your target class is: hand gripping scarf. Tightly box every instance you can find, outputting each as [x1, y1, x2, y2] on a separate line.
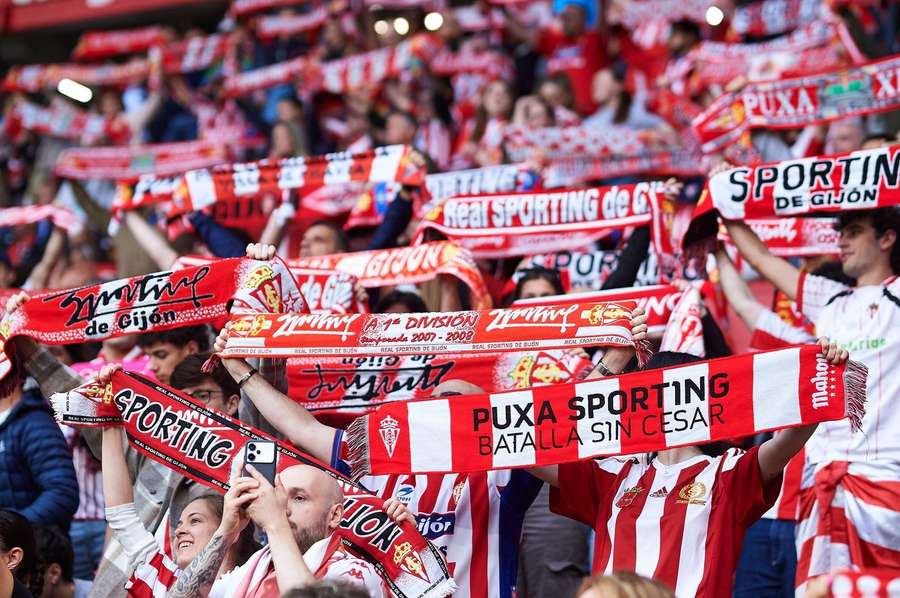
[56, 140, 227, 181]
[50, 371, 455, 598]
[72, 25, 168, 60]
[412, 182, 674, 259]
[220, 299, 649, 364]
[288, 242, 493, 310]
[718, 218, 839, 257]
[286, 349, 594, 424]
[0, 257, 306, 390]
[692, 55, 900, 153]
[344, 345, 866, 476]
[684, 145, 900, 246]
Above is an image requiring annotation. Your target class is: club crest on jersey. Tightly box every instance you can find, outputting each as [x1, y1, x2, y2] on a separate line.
[677, 481, 707, 505]
[615, 486, 644, 508]
[393, 541, 430, 583]
[453, 481, 465, 504]
[649, 486, 669, 498]
[379, 415, 400, 457]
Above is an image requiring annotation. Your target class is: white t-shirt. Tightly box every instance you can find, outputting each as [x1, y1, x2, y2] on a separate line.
[797, 272, 900, 464]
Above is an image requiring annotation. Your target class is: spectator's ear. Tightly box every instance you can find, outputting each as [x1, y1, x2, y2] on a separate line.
[225, 394, 240, 417]
[3, 546, 24, 572]
[46, 562, 63, 585]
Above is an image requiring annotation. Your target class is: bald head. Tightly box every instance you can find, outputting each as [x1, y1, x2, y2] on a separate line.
[430, 379, 485, 397]
[279, 464, 344, 552]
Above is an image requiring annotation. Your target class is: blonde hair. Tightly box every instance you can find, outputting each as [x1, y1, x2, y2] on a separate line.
[576, 572, 675, 598]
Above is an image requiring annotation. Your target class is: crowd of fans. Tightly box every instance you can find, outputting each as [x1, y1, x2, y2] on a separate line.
[1, 0, 900, 597]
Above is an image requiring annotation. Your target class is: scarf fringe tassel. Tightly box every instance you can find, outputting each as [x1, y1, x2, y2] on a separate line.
[843, 359, 868, 433]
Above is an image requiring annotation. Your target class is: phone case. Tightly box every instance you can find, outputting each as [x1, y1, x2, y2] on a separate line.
[243, 440, 277, 485]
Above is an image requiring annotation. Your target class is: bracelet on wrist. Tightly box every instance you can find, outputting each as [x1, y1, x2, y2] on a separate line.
[237, 367, 258, 388]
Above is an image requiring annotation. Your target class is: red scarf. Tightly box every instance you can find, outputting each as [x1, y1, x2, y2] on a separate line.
[257, 7, 329, 39]
[2, 59, 150, 92]
[542, 151, 705, 187]
[286, 349, 593, 425]
[608, 0, 713, 29]
[686, 146, 900, 245]
[503, 124, 673, 162]
[731, 0, 877, 37]
[55, 140, 227, 181]
[288, 242, 493, 309]
[0, 257, 305, 389]
[429, 50, 512, 79]
[51, 371, 455, 598]
[228, 0, 307, 17]
[413, 183, 676, 259]
[420, 163, 538, 219]
[0, 205, 82, 234]
[161, 34, 229, 74]
[718, 218, 839, 257]
[4, 100, 116, 145]
[692, 56, 900, 153]
[72, 25, 167, 60]
[345, 345, 866, 476]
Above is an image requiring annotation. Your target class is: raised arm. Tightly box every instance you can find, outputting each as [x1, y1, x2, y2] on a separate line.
[722, 219, 801, 300]
[757, 338, 847, 484]
[123, 211, 179, 270]
[714, 247, 764, 329]
[101, 425, 133, 507]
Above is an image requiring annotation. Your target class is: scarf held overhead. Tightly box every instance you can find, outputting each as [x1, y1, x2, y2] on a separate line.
[221, 300, 648, 363]
[55, 140, 227, 181]
[0, 257, 306, 385]
[50, 371, 455, 598]
[413, 182, 673, 259]
[345, 345, 866, 476]
[718, 218, 839, 257]
[692, 55, 900, 153]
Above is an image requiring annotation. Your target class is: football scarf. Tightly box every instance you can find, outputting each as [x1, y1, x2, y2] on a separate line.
[659, 286, 705, 357]
[345, 345, 867, 476]
[685, 145, 900, 245]
[228, 0, 306, 17]
[607, 0, 713, 29]
[220, 300, 649, 364]
[516, 250, 664, 290]
[503, 124, 673, 162]
[286, 349, 593, 423]
[0, 257, 305, 390]
[692, 55, 900, 153]
[421, 163, 539, 218]
[429, 50, 512, 79]
[0, 205, 83, 234]
[2, 59, 150, 92]
[161, 34, 229, 74]
[256, 7, 329, 39]
[4, 100, 115, 145]
[72, 25, 167, 60]
[542, 151, 705, 188]
[55, 140, 227, 181]
[718, 218, 839, 257]
[413, 182, 675, 259]
[288, 242, 493, 310]
[50, 371, 455, 598]
[731, 0, 829, 37]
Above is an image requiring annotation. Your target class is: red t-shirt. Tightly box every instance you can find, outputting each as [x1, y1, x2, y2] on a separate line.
[551, 447, 779, 597]
[537, 28, 607, 116]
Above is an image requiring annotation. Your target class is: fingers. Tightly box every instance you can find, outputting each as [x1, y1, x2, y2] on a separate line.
[243, 464, 273, 488]
[5, 291, 30, 315]
[817, 337, 848, 364]
[213, 326, 230, 354]
[245, 243, 276, 261]
[227, 477, 259, 497]
[96, 363, 123, 385]
[384, 498, 415, 525]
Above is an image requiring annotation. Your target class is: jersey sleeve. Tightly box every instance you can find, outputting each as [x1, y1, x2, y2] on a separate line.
[796, 271, 850, 324]
[749, 309, 816, 351]
[718, 447, 782, 526]
[549, 458, 626, 526]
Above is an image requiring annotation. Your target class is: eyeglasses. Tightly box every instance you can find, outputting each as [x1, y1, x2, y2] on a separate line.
[187, 389, 226, 402]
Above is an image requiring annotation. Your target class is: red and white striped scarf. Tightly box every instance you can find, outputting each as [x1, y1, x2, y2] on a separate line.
[503, 124, 671, 162]
[228, 0, 307, 17]
[51, 370, 455, 598]
[0, 205, 83, 234]
[429, 50, 512, 79]
[72, 25, 167, 61]
[421, 163, 537, 216]
[4, 100, 115, 145]
[288, 242, 492, 309]
[56, 140, 227, 181]
[161, 34, 229, 74]
[542, 151, 705, 188]
[221, 300, 648, 363]
[692, 55, 900, 153]
[413, 182, 676, 259]
[607, 0, 712, 29]
[718, 218, 839, 257]
[256, 7, 329, 39]
[345, 345, 866, 477]
[516, 250, 665, 290]
[730, 0, 875, 37]
[2, 58, 150, 92]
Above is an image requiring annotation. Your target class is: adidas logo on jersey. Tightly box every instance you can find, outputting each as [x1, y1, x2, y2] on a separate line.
[649, 486, 669, 498]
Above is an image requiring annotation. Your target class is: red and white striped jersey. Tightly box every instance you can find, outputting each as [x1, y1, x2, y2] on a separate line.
[797, 273, 900, 464]
[126, 551, 179, 598]
[332, 431, 540, 598]
[414, 118, 452, 171]
[551, 447, 778, 598]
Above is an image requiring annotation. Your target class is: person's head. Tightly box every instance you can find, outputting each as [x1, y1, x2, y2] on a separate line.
[558, 2, 587, 38]
[300, 220, 349, 258]
[277, 95, 304, 123]
[481, 80, 514, 119]
[524, 97, 555, 129]
[279, 465, 344, 553]
[375, 290, 428, 314]
[825, 117, 865, 154]
[429, 379, 484, 397]
[137, 325, 211, 385]
[98, 89, 123, 119]
[860, 133, 890, 150]
[513, 267, 564, 301]
[270, 121, 305, 159]
[34, 526, 74, 598]
[282, 581, 370, 598]
[835, 208, 900, 279]
[384, 110, 418, 145]
[667, 19, 701, 58]
[172, 495, 223, 569]
[538, 74, 574, 111]
[0, 510, 35, 582]
[170, 353, 240, 417]
[576, 571, 675, 598]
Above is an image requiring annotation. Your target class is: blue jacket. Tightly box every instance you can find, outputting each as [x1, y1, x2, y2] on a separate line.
[0, 387, 78, 529]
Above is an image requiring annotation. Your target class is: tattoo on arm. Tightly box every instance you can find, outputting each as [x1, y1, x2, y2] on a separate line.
[168, 533, 228, 598]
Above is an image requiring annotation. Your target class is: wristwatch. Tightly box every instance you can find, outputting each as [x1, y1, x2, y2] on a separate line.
[593, 360, 619, 377]
[237, 367, 258, 388]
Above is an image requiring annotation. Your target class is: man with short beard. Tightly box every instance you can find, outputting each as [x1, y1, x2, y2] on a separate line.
[172, 464, 385, 598]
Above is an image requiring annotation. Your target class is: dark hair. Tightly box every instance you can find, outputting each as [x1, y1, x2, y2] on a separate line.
[182, 494, 260, 567]
[540, 73, 575, 111]
[835, 207, 900, 274]
[472, 80, 513, 144]
[307, 220, 350, 253]
[170, 353, 239, 398]
[670, 19, 701, 41]
[34, 526, 74, 583]
[282, 581, 371, 598]
[526, 96, 556, 126]
[375, 290, 428, 313]
[0, 510, 36, 582]
[609, 63, 633, 125]
[137, 325, 211, 352]
[512, 267, 565, 301]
